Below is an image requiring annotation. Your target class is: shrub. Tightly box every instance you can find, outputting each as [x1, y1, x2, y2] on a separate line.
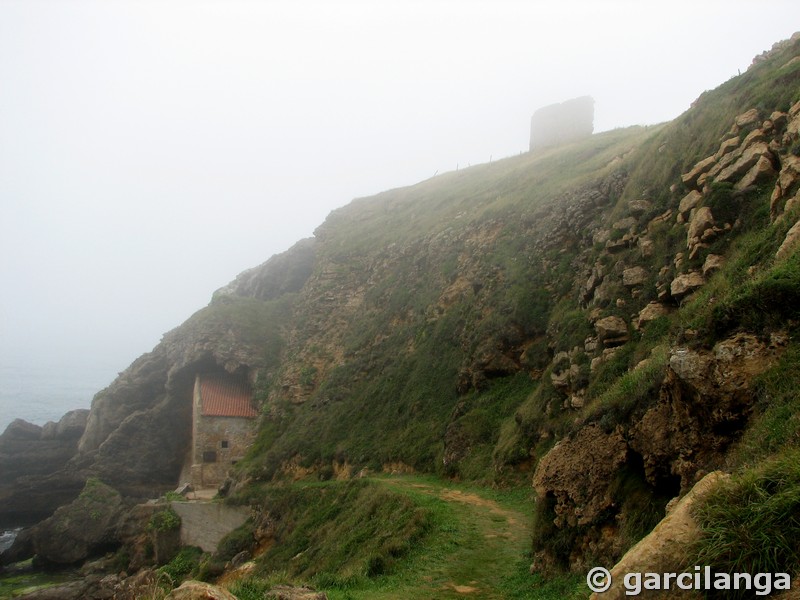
[148, 507, 181, 532]
[159, 546, 203, 582]
[215, 520, 256, 562]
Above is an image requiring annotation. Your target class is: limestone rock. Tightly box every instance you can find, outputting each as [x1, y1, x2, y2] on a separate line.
[533, 424, 628, 528]
[686, 206, 714, 253]
[681, 155, 716, 190]
[714, 136, 740, 160]
[701, 254, 724, 277]
[638, 237, 654, 258]
[776, 218, 800, 260]
[715, 142, 773, 184]
[637, 302, 669, 327]
[677, 190, 702, 218]
[733, 108, 760, 130]
[612, 216, 637, 232]
[670, 271, 705, 300]
[594, 316, 629, 347]
[647, 210, 672, 232]
[632, 333, 786, 489]
[0, 416, 88, 528]
[265, 585, 329, 600]
[735, 154, 776, 190]
[165, 581, 239, 600]
[627, 199, 652, 216]
[771, 154, 800, 218]
[30, 478, 126, 565]
[622, 266, 647, 288]
[588, 472, 728, 600]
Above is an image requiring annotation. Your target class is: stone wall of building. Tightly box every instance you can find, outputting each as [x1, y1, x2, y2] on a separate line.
[529, 96, 594, 151]
[191, 413, 256, 488]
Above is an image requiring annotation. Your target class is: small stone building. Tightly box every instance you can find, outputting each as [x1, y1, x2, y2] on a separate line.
[190, 374, 257, 488]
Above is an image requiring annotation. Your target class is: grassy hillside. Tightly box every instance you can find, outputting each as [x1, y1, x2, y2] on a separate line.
[144, 34, 800, 598]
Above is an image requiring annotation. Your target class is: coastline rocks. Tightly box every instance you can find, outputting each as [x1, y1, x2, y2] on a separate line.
[0, 412, 89, 528]
[23, 479, 126, 565]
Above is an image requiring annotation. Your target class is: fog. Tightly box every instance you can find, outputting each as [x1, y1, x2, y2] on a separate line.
[1, 0, 799, 375]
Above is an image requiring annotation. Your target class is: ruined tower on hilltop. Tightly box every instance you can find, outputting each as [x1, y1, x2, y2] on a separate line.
[529, 96, 594, 151]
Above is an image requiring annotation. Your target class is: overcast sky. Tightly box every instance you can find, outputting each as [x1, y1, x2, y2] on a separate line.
[1, 0, 799, 375]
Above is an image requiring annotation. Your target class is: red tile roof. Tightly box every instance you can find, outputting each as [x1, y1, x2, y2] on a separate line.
[199, 375, 257, 418]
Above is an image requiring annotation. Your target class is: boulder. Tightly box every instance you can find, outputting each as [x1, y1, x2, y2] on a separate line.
[733, 108, 760, 130]
[637, 302, 670, 327]
[686, 207, 714, 252]
[771, 154, 800, 218]
[622, 266, 647, 288]
[30, 478, 126, 565]
[533, 424, 628, 528]
[594, 316, 629, 347]
[736, 154, 776, 190]
[701, 254, 725, 277]
[776, 219, 800, 260]
[165, 581, 239, 600]
[670, 272, 705, 300]
[612, 216, 637, 232]
[588, 472, 728, 600]
[638, 237, 654, 258]
[265, 585, 329, 600]
[715, 142, 773, 184]
[677, 190, 703, 218]
[632, 333, 786, 489]
[681, 155, 716, 189]
[627, 199, 652, 216]
[714, 136, 740, 160]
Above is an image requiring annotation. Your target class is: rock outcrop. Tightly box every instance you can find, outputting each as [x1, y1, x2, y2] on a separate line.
[0, 412, 88, 527]
[165, 581, 239, 600]
[632, 333, 787, 490]
[533, 424, 628, 528]
[26, 478, 126, 565]
[588, 471, 728, 600]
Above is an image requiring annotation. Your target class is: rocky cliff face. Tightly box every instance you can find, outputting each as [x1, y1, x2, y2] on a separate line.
[0, 412, 88, 527]
[0, 240, 315, 526]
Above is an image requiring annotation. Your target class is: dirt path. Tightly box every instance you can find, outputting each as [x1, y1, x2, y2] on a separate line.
[366, 477, 532, 600]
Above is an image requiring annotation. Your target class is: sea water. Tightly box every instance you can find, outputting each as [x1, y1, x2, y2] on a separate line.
[0, 360, 120, 434]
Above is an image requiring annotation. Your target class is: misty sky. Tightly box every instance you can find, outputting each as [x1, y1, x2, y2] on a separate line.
[1, 0, 799, 378]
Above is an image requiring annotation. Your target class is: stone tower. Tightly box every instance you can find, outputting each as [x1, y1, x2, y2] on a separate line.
[530, 96, 594, 151]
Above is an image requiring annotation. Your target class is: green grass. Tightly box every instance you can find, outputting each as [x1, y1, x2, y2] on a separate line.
[586, 344, 669, 432]
[731, 342, 800, 467]
[692, 449, 800, 598]
[0, 566, 78, 600]
[225, 475, 590, 599]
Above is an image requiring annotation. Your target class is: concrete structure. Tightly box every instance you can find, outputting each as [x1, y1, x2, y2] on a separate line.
[171, 501, 250, 552]
[189, 374, 257, 489]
